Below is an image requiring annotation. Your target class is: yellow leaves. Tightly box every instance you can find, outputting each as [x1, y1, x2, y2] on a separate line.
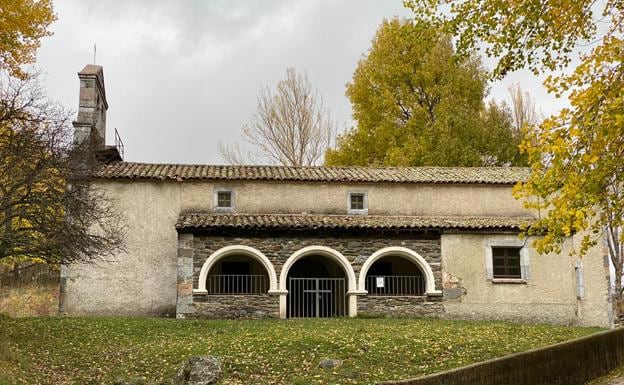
[582, 153, 600, 164]
[0, 0, 56, 78]
[327, 17, 524, 167]
[405, 0, 624, 254]
[512, 40, 624, 255]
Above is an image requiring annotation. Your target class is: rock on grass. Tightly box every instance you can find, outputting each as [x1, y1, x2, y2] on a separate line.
[171, 356, 223, 385]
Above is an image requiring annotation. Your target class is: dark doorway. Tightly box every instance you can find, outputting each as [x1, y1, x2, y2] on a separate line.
[286, 255, 347, 318]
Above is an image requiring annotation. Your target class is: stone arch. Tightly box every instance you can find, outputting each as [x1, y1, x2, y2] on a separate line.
[196, 245, 279, 294]
[279, 245, 357, 293]
[358, 246, 440, 295]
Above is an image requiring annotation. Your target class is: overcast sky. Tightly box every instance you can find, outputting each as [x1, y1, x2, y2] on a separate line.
[36, 0, 567, 164]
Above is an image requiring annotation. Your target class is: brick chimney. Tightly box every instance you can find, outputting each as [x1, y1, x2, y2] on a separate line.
[72, 64, 108, 150]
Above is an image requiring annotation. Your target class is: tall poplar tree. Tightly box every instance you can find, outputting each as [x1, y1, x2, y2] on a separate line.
[325, 18, 522, 167]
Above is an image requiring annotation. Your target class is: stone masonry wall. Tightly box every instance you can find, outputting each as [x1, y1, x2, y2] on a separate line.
[192, 233, 441, 287]
[176, 233, 194, 318]
[186, 232, 443, 319]
[193, 295, 279, 319]
[357, 296, 443, 318]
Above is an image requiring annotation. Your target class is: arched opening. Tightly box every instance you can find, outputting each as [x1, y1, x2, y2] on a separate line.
[364, 255, 425, 296]
[287, 255, 347, 318]
[357, 246, 440, 296]
[196, 245, 279, 295]
[206, 254, 269, 295]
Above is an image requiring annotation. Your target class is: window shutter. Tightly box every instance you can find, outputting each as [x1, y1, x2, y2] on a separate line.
[520, 248, 530, 280]
[485, 247, 494, 280]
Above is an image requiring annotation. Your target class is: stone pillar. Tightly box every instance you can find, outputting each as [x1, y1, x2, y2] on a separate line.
[348, 294, 358, 317]
[176, 233, 194, 319]
[279, 294, 287, 319]
[73, 64, 108, 150]
[347, 290, 368, 317]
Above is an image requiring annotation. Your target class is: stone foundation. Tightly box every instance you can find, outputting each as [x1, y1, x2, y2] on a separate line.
[357, 295, 444, 318]
[192, 294, 279, 319]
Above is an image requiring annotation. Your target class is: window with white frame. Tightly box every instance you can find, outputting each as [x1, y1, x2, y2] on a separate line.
[347, 191, 368, 215]
[485, 240, 529, 282]
[214, 188, 234, 212]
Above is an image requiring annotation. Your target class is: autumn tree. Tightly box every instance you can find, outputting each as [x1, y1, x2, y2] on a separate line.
[0, 73, 125, 265]
[325, 18, 522, 167]
[0, 0, 56, 78]
[220, 68, 335, 166]
[405, 0, 624, 311]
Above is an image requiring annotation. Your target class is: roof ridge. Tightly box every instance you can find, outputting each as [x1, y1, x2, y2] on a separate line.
[103, 161, 529, 171]
[94, 162, 530, 184]
[180, 212, 535, 218]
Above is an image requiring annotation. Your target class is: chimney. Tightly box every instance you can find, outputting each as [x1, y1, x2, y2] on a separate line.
[73, 64, 108, 150]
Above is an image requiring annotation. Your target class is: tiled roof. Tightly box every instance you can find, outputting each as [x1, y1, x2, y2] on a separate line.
[176, 213, 533, 231]
[94, 162, 529, 184]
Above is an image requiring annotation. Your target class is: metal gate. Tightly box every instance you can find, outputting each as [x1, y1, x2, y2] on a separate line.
[287, 278, 346, 318]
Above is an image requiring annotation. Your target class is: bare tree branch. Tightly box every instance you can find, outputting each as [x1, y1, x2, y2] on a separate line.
[507, 82, 541, 136]
[0, 71, 125, 265]
[220, 68, 335, 166]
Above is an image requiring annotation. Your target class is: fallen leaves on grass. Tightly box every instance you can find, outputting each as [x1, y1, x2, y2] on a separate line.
[0, 317, 602, 385]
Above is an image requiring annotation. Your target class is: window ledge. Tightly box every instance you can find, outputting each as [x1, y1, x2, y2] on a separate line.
[491, 278, 527, 284]
[347, 209, 368, 215]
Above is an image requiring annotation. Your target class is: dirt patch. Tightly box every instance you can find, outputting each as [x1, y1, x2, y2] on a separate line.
[0, 284, 59, 317]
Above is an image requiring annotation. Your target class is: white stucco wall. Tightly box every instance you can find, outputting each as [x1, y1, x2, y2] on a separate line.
[441, 233, 611, 327]
[60, 178, 611, 327]
[61, 181, 182, 316]
[62, 179, 526, 316]
[210, 181, 528, 216]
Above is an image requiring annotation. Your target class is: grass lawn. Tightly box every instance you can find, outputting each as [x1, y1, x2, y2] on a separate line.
[0, 316, 602, 385]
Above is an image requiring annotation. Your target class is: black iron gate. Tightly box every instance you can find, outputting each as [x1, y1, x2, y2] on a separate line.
[287, 278, 346, 318]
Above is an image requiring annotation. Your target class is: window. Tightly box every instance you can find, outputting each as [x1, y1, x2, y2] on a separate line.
[350, 194, 364, 210]
[347, 191, 368, 215]
[217, 191, 232, 208]
[214, 188, 234, 212]
[492, 247, 521, 279]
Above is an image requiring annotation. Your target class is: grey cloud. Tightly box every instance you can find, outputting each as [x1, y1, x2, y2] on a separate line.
[37, 0, 562, 164]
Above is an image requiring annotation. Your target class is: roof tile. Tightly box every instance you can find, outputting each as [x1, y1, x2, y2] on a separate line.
[176, 213, 533, 231]
[94, 162, 529, 184]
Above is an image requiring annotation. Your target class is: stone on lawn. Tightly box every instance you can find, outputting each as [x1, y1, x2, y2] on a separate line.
[318, 358, 343, 369]
[171, 356, 223, 385]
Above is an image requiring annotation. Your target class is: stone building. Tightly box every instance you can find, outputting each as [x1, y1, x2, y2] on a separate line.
[60, 65, 612, 327]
